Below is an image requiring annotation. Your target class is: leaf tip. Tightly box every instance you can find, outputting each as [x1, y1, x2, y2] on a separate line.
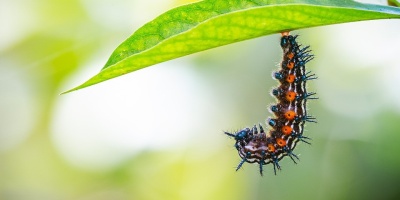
[60, 86, 80, 95]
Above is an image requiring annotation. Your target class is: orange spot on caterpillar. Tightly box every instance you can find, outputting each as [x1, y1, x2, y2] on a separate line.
[284, 110, 296, 120]
[267, 143, 275, 152]
[286, 74, 295, 83]
[285, 91, 296, 102]
[276, 138, 287, 147]
[281, 31, 290, 36]
[282, 126, 292, 135]
[287, 52, 295, 59]
[287, 62, 294, 69]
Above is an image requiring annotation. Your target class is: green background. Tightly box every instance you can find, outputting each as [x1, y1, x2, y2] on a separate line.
[1, 0, 400, 199]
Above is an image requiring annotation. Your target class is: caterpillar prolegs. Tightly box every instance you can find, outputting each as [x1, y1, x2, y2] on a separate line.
[225, 32, 317, 176]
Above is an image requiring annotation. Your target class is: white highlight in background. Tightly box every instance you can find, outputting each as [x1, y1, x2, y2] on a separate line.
[52, 59, 211, 170]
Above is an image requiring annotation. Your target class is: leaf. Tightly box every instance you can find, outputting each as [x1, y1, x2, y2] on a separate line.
[63, 0, 400, 93]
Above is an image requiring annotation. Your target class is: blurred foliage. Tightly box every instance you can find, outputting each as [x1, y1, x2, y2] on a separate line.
[388, 0, 400, 7]
[1, 0, 400, 200]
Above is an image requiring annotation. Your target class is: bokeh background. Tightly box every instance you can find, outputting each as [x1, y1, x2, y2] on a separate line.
[1, 0, 400, 199]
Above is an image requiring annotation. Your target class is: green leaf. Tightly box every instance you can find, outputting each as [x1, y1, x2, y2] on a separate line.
[63, 0, 400, 93]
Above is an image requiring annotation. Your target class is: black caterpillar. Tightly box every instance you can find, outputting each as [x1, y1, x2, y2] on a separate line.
[225, 32, 317, 176]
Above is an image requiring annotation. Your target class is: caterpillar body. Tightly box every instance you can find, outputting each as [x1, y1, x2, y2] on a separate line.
[225, 32, 317, 176]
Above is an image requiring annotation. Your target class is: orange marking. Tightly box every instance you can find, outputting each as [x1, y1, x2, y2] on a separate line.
[287, 52, 295, 59]
[281, 31, 290, 36]
[285, 91, 296, 102]
[281, 126, 292, 135]
[286, 74, 295, 83]
[287, 62, 294, 69]
[267, 144, 275, 152]
[276, 138, 287, 147]
[284, 110, 296, 120]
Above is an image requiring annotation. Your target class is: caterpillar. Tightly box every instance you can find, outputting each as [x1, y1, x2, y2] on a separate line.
[224, 32, 317, 176]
